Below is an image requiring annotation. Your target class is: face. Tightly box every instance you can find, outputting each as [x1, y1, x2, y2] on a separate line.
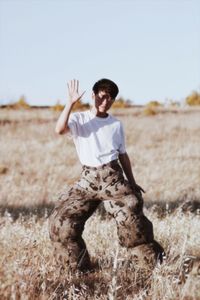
[93, 90, 114, 113]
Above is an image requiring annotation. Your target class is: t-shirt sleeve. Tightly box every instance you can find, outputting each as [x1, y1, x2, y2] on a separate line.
[68, 112, 78, 137]
[118, 122, 126, 154]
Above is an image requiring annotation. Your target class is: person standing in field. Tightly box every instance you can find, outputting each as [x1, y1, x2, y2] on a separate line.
[48, 78, 164, 272]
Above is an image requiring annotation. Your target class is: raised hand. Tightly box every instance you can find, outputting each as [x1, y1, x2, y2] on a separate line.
[67, 79, 85, 105]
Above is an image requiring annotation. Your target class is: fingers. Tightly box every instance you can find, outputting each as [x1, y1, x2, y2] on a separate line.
[67, 82, 70, 93]
[68, 79, 79, 93]
[70, 79, 75, 92]
[67, 79, 86, 103]
[76, 80, 79, 93]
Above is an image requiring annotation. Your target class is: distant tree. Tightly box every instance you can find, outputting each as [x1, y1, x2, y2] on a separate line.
[17, 95, 30, 108]
[164, 98, 181, 107]
[186, 91, 200, 106]
[72, 101, 90, 111]
[169, 100, 181, 107]
[8, 95, 30, 109]
[52, 100, 65, 111]
[146, 100, 162, 107]
[112, 97, 132, 108]
[143, 100, 162, 116]
[52, 100, 90, 112]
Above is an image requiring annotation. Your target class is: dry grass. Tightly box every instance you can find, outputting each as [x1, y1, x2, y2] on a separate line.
[0, 107, 200, 299]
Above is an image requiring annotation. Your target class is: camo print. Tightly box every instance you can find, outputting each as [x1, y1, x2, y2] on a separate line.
[48, 160, 164, 271]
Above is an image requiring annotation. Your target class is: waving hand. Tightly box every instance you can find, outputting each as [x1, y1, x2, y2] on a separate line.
[67, 79, 85, 105]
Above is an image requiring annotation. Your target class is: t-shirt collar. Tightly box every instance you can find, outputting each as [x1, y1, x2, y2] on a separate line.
[89, 109, 110, 120]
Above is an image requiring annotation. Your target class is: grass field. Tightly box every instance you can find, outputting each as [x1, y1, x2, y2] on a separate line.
[0, 107, 200, 299]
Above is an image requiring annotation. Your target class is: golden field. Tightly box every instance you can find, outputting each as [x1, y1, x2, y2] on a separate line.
[0, 106, 200, 299]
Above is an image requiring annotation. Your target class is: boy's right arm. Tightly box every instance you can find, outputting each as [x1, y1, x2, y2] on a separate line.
[55, 79, 85, 134]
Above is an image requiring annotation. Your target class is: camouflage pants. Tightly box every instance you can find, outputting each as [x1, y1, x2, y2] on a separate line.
[49, 160, 164, 271]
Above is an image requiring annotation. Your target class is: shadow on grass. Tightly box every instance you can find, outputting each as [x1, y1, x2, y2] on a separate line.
[0, 200, 199, 221]
[0, 203, 54, 221]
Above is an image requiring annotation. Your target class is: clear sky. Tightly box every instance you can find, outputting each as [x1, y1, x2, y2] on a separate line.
[0, 0, 200, 106]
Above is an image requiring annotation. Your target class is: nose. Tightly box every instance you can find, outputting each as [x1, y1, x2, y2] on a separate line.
[101, 98, 110, 106]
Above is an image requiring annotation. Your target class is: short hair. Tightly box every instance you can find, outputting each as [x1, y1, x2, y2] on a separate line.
[92, 78, 119, 99]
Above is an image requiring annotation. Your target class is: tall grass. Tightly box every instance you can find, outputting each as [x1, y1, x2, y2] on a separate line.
[0, 107, 200, 299]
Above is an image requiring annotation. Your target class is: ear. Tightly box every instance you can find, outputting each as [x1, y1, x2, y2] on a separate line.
[92, 92, 95, 100]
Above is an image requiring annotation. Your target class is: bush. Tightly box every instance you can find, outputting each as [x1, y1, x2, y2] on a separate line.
[168, 100, 180, 107]
[8, 96, 30, 109]
[52, 100, 90, 112]
[51, 101, 65, 112]
[146, 100, 162, 107]
[143, 100, 162, 116]
[72, 101, 90, 111]
[112, 97, 132, 108]
[186, 91, 200, 106]
[143, 106, 158, 116]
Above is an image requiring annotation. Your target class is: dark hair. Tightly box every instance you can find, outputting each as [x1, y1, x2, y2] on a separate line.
[92, 78, 119, 99]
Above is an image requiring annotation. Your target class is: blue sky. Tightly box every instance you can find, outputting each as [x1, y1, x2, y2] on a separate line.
[0, 0, 199, 106]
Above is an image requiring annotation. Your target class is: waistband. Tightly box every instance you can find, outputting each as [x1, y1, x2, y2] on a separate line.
[82, 159, 119, 171]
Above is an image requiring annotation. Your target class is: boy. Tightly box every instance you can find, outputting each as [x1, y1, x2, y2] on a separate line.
[49, 78, 164, 272]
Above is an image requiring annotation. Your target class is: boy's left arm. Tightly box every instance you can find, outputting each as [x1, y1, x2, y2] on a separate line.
[119, 152, 145, 194]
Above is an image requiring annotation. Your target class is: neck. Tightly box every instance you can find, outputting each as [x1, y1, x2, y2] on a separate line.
[91, 106, 108, 118]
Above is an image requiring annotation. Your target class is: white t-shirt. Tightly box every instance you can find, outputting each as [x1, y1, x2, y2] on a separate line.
[68, 110, 126, 167]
